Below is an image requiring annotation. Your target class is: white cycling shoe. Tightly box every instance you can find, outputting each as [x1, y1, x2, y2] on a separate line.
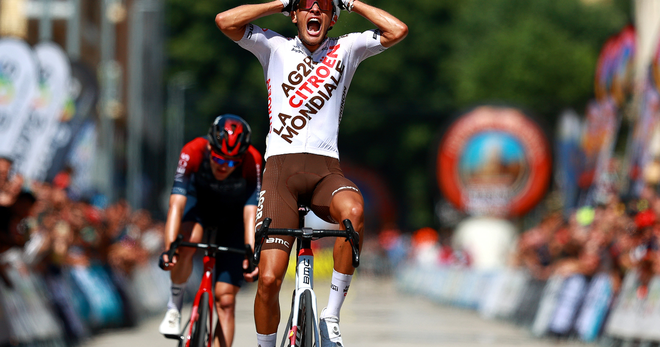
[319, 308, 344, 347]
[159, 308, 181, 335]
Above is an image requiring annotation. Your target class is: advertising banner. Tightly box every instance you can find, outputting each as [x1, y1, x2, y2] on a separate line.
[12, 42, 71, 181]
[596, 25, 635, 106]
[0, 38, 38, 159]
[45, 61, 99, 182]
[65, 121, 98, 198]
[624, 81, 660, 196]
[581, 99, 620, 206]
[555, 110, 584, 216]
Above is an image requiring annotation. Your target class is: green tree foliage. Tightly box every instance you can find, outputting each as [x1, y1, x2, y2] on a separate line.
[447, 0, 628, 120]
[164, 0, 629, 229]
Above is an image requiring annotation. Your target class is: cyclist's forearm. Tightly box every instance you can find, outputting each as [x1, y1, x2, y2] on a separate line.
[216, 1, 283, 41]
[164, 195, 187, 249]
[243, 205, 258, 248]
[351, 0, 407, 48]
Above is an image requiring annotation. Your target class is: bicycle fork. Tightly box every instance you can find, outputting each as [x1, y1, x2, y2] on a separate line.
[287, 248, 320, 346]
[186, 255, 215, 347]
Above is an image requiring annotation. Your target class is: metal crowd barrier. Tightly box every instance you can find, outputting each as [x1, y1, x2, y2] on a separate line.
[396, 263, 660, 345]
[0, 249, 204, 346]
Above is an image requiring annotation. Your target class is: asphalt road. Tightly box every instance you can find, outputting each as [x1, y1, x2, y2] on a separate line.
[82, 276, 586, 347]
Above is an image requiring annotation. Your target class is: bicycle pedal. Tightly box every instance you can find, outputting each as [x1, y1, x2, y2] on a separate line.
[163, 334, 183, 340]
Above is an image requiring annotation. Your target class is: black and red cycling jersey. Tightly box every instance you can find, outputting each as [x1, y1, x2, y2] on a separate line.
[171, 137, 262, 228]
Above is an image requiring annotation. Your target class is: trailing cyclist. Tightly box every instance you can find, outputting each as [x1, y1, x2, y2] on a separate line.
[159, 114, 262, 347]
[215, 1, 407, 346]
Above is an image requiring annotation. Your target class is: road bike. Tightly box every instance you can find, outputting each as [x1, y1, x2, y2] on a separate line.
[159, 228, 255, 347]
[253, 206, 360, 347]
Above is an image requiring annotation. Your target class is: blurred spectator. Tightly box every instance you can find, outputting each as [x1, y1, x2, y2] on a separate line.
[0, 191, 37, 252]
[52, 165, 74, 191]
[410, 227, 440, 266]
[378, 228, 408, 268]
[0, 156, 24, 207]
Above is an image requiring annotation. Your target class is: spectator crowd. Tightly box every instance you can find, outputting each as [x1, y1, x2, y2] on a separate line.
[0, 156, 167, 345]
[513, 187, 660, 301]
[392, 185, 660, 344]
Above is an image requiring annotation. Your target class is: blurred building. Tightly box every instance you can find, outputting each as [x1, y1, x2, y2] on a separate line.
[0, 0, 167, 216]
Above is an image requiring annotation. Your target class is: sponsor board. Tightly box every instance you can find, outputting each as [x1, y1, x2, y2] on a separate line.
[437, 106, 551, 217]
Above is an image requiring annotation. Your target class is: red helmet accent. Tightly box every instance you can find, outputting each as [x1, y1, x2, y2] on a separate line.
[208, 114, 252, 158]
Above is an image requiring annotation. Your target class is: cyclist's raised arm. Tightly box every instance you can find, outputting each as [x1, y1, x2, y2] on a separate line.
[350, 0, 408, 48]
[215, 1, 284, 42]
[163, 194, 187, 257]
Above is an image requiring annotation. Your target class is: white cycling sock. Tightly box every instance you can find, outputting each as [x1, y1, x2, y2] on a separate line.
[167, 282, 186, 312]
[256, 332, 277, 347]
[323, 269, 352, 319]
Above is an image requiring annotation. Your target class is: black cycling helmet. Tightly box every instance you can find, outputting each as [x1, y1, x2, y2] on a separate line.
[207, 114, 251, 159]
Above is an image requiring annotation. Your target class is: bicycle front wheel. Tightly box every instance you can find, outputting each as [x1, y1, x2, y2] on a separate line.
[190, 292, 210, 347]
[280, 291, 295, 347]
[297, 290, 314, 347]
[282, 290, 314, 347]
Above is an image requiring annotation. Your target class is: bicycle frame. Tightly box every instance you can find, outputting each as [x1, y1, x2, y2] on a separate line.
[185, 254, 215, 347]
[253, 206, 360, 347]
[160, 229, 255, 347]
[287, 242, 320, 346]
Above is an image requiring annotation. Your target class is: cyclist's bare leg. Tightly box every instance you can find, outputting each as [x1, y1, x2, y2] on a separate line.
[329, 190, 364, 275]
[161, 221, 204, 334]
[170, 221, 204, 284]
[254, 248, 290, 334]
[214, 282, 240, 347]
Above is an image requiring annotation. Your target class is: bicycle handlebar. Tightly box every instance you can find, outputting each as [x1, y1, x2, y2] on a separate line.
[253, 218, 360, 269]
[158, 234, 256, 274]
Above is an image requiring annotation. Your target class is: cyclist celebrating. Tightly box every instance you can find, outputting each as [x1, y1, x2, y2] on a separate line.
[215, 1, 407, 347]
[159, 114, 262, 347]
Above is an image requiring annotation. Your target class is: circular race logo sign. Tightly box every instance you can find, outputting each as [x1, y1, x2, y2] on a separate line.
[437, 106, 552, 217]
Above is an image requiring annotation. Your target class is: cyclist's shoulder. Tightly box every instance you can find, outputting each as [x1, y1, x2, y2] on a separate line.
[246, 145, 263, 159]
[179, 137, 209, 169]
[332, 30, 369, 40]
[245, 23, 290, 41]
[242, 146, 263, 169]
[332, 29, 383, 47]
[183, 137, 209, 152]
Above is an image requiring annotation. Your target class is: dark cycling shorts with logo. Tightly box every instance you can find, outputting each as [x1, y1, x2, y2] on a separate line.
[181, 197, 246, 287]
[256, 153, 361, 253]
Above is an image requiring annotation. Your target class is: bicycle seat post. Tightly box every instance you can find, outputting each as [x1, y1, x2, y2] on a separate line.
[205, 227, 217, 256]
[297, 205, 311, 251]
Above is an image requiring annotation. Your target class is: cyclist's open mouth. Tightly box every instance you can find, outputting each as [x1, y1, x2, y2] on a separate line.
[307, 18, 321, 36]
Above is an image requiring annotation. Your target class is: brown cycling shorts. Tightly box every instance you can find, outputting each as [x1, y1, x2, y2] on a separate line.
[255, 153, 361, 252]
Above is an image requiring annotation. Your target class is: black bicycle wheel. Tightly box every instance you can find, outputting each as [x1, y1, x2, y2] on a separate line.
[190, 292, 209, 347]
[280, 290, 314, 347]
[297, 290, 314, 347]
[280, 291, 296, 347]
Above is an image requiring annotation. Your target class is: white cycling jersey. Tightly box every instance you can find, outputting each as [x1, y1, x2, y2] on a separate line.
[236, 23, 387, 160]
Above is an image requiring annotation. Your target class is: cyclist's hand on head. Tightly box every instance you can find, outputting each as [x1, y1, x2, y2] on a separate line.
[337, 0, 354, 12]
[243, 259, 259, 282]
[280, 0, 293, 16]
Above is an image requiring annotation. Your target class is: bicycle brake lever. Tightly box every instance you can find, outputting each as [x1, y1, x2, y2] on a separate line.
[158, 234, 184, 270]
[244, 244, 256, 273]
[341, 219, 360, 268]
[253, 218, 271, 267]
